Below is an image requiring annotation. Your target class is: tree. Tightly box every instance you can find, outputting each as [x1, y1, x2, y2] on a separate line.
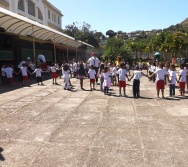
[63, 22, 102, 48]
[106, 30, 117, 38]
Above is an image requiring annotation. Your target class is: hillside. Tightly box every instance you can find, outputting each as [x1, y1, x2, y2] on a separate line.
[180, 17, 188, 26]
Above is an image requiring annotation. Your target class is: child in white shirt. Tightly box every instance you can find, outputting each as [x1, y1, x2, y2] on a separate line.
[50, 63, 58, 84]
[32, 65, 44, 85]
[88, 65, 96, 90]
[17, 63, 31, 86]
[103, 66, 111, 95]
[117, 63, 129, 96]
[5, 64, 14, 85]
[168, 64, 176, 97]
[129, 66, 147, 98]
[177, 64, 186, 96]
[1, 63, 6, 85]
[62, 64, 70, 90]
[112, 63, 117, 86]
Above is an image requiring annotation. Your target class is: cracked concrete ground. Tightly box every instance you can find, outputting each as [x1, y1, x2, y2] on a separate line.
[0, 70, 188, 167]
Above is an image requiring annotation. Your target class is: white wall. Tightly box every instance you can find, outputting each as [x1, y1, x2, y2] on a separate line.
[0, 0, 62, 31]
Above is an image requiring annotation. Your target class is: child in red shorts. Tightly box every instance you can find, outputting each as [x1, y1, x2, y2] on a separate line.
[149, 63, 167, 99]
[117, 63, 129, 97]
[50, 63, 58, 84]
[177, 64, 186, 96]
[88, 65, 96, 90]
[17, 63, 31, 86]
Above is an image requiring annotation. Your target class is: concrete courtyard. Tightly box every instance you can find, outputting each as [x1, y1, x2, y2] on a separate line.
[0, 71, 188, 167]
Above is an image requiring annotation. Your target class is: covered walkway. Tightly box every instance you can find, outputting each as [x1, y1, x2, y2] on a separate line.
[0, 7, 93, 61]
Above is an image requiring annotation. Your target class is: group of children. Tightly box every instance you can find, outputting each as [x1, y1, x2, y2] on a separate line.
[1, 60, 188, 99]
[147, 62, 188, 98]
[86, 60, 188, 98]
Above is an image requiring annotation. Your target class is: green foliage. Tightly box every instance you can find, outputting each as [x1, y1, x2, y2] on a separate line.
[102, 24, 188, 62]
[63, 22, 103, 48]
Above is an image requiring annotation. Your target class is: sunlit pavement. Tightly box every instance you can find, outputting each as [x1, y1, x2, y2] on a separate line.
[0, 70, 188, 167]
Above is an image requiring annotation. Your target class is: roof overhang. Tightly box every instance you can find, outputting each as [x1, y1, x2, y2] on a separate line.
[0, 7, 94, 49]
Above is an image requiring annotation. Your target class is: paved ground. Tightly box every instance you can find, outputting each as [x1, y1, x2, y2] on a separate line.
[0, 70, 188, 167]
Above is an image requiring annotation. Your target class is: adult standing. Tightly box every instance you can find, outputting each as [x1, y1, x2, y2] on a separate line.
[87, 52, 100, 84]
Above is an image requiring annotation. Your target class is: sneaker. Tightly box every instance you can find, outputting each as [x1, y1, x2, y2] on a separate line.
[156, 97, 160, 100]
[119, 94, 122, 97]
[124, 94, 128, 97]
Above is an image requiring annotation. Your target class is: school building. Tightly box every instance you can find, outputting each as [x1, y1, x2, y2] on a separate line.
[0, 0, 93, 65]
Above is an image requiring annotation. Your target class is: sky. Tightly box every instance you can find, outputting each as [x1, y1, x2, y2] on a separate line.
[48, 0, 188, 35]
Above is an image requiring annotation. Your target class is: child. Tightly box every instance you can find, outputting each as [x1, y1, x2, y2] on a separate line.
[78, 63, 86, 90]
[149, 62, 156, 82]
[149, 63, 167, 99]
[88, 65, 96, 90]
[126, 62, 131, 76]
[186, 64, 188, 90]
[1, 63, 6, 85]
[103, 66, 111, 95]
[177, 64, 186, 96]
[5, 64, 14, 85]
[168, 64, 176, 97]
[50, 63, 58, 84]
[98, 63, 105, 91]
[129, 66, 147, 98]
[117, 63, 129, 97]
[112, 63, 117, 86]
[62, 64, 70, 90]
[32, 65, 44, 85]
[17, 63, 31, 86]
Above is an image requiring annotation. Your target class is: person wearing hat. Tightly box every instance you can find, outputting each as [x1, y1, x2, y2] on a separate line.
[87, 52, 100, 84]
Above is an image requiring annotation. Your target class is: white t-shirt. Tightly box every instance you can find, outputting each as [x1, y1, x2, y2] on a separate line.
[1, 67, 6, 76]
[73, 63, 79, 71]
[133, 70, 142, 80]
[169, 71, 176, 84]
[33, 68, 42, 77]
[83, 62, 86, 69]
[126, 64, 130, 70]
[50, 66, 56, 72]
[154, 68, 167, 81]
[88, 69, 96, 79]
[139, 62, 143, 68]
[5, 67, 13, 78]
[179, 69, 186, 82]
[88, 57, 100, 67]
[117, 68, 127, 81]
[21, 67, 27, 76]
[62, 69, 70, 79]
[112, 67, 117, 76]
[149, 65, 156, 72]
[103, 72, 110, 79]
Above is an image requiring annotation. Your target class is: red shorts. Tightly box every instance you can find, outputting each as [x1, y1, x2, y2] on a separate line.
[119, 81, 126, 87]
[90, 79, 95, 83]
[179, 82, 185, 89]
[23, 76, 28, 81]
[156, 80, 165, 89]
[52, 72, 57, 78]
[7, 77, 13, 84]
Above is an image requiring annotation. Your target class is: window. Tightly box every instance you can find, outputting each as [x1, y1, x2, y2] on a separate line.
[48, 10, 50, 19]
[38, 8, 43, 20]
[58, 16, 60, 24]
[54, 14, 56, 22]
[28, 0, 35, 16]
[18, 0, 24, 11]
